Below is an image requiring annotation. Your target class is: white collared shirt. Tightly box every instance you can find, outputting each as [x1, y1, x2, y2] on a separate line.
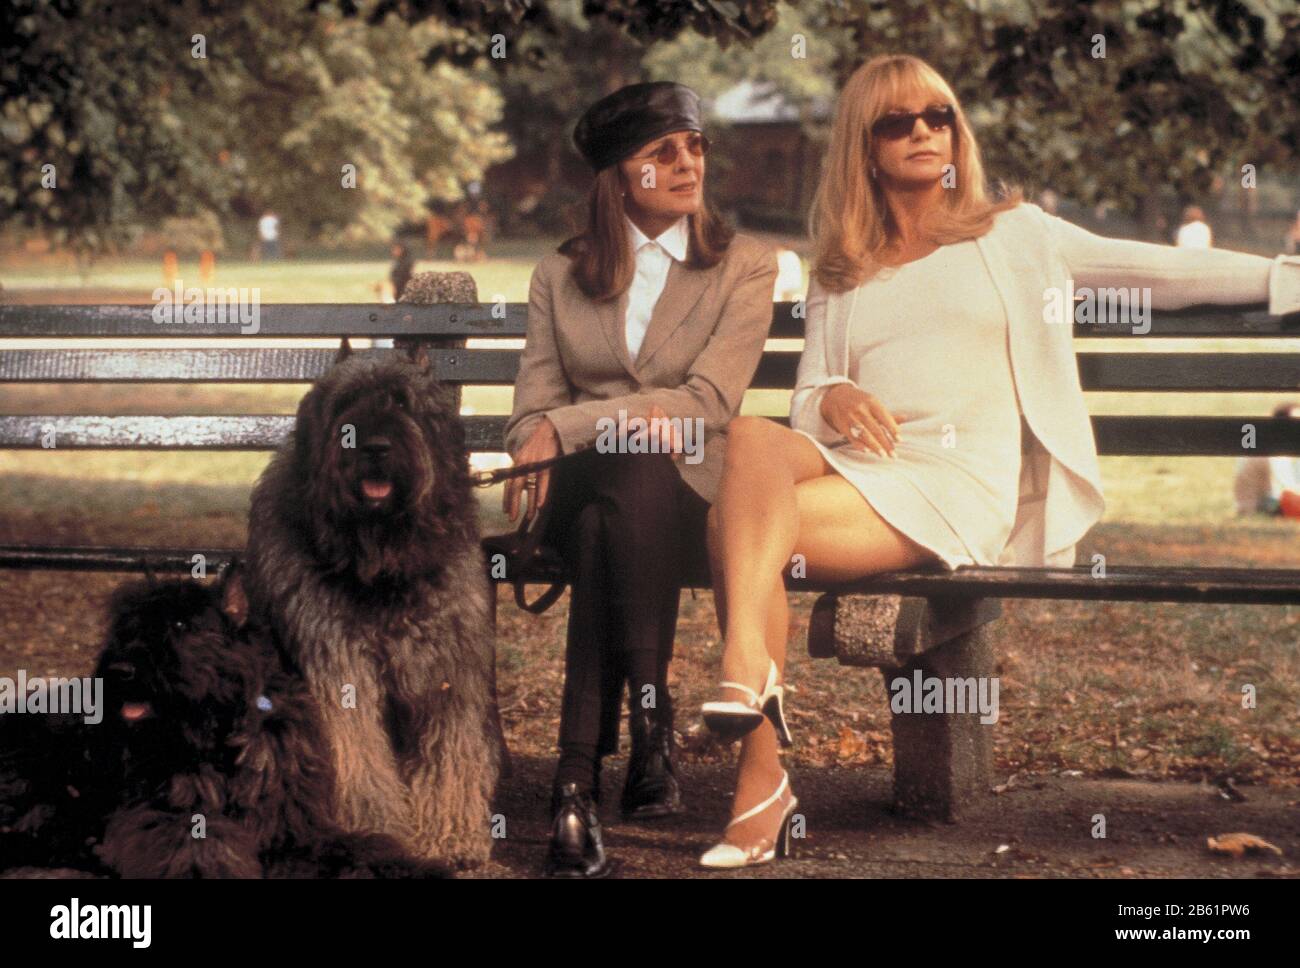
[624, 214, 689, 361]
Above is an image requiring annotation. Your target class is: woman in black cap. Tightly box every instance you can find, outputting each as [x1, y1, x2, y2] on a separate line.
[503, 81, 778, 877]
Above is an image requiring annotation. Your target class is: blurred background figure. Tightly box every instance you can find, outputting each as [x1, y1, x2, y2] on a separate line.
[425, 208, 454, 258]
[1233, 403, 1300, 517]
[1284, 208, 1300, 255]
[1175, 205, 1213, 248]
[1038, 188, 1059, 214]
[371, 240, 415, 305]
[369, 240, 419, 349]
[454, 198, 492, 263]
[389, 241, 415, 302]
[774, 248, 804, 302]
[257, 209, 281, 260]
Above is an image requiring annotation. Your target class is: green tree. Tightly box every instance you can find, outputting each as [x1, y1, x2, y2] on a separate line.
[1, 0, 511, 255]
[377, 0, 1300, 227]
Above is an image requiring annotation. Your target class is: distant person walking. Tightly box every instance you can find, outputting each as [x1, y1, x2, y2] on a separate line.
[1285, 209, 1300, 255]
[1175, 205, 1212, 248]
[258, 210, 281, 261]
[369, 240, 419, 350]
[389, 241, 415, 302]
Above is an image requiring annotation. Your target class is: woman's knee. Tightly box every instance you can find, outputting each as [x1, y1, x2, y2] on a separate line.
[726, 415, 773, 447]
[722, 415, 777, 467]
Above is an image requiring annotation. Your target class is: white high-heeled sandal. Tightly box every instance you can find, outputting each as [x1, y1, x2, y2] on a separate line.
[700, 658, 792, 747]
[699, 771, 799, 869]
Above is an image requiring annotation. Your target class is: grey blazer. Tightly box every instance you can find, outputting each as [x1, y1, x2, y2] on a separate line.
[506, 233, 780, 502]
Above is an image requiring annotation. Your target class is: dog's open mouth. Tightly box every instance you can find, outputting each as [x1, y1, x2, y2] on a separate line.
[119, 701, 152, 722]
[360, 478, 393, 505]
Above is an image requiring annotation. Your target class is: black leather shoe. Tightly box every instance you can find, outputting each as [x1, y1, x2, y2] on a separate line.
[621, 706, 684, 821]
[544, 782, 612, 878]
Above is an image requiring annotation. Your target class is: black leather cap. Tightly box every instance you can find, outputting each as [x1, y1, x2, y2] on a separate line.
[573, 81, 703, 171]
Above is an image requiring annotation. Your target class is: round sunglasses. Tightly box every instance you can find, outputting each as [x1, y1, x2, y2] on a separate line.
[632, 132, 711, 166]
[870, 105, 956, 141]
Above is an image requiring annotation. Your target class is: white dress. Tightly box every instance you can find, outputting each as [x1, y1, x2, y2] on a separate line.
[795, 240, 1025, 568]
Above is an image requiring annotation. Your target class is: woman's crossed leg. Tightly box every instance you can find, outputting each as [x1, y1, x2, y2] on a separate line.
[705, 415, 937, 851]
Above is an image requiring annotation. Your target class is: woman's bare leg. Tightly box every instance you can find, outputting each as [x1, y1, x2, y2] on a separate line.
[707, 514, 788, 846]
[709, 417, 937, 848]
[713, 417, 829, 693]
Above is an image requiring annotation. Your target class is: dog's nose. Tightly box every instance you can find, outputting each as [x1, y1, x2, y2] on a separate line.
[107, 661, 135, 681]
[361, 436, 392, 456]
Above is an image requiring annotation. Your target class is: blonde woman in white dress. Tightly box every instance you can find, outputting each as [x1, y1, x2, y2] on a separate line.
[697, 53, 1300, 869]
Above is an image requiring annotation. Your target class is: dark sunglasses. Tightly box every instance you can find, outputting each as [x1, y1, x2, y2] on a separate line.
[870, 105, 956, 141]
[634, 132, 711, 166]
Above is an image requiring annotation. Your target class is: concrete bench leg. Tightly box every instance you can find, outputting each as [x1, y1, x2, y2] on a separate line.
[808, 593, 1001, 822]
[878, 619, 995, 821]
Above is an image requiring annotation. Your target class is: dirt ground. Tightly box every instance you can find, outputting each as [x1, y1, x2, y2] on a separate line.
[0, 501, 1296, 878]
[472, 755, 1299, 879]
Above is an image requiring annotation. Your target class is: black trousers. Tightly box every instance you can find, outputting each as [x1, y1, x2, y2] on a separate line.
[540, 450, 710, 780]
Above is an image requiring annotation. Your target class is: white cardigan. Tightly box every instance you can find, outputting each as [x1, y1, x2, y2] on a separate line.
[790, 202, 1300, 567]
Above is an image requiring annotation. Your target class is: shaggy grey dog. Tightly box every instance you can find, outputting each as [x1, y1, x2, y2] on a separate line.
[245, 343, 500, 869]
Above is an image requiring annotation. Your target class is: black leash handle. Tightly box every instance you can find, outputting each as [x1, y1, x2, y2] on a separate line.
[475, 450, 577, 614]
[470, 451, 575, 488]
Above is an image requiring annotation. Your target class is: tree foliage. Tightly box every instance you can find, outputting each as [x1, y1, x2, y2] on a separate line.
[364, 0, 1300, 216]
[1, 0, 510, 253]
[4, 0, 1297, 251]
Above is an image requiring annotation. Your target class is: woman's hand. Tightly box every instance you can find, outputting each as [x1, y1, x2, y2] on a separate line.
[819, 383, 901, 457]
[504, 417, 561, 524]
[644, 404, 684, 460]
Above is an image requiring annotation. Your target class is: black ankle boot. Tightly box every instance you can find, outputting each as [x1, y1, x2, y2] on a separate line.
[621, 703, 683, 821]
[544, 782, 612, 878]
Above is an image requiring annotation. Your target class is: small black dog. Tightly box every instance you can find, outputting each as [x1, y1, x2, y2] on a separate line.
[0, 700, 99, 872]
[0, 564, 449, 878]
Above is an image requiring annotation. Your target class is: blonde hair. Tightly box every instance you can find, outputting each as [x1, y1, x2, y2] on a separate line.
[810, 54, 1023, 293]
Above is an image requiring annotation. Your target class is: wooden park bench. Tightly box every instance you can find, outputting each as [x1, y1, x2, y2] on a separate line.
[1, 274, 1298, 822]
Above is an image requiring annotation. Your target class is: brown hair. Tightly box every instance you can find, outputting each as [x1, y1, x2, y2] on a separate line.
[810, 54, 1023, 294]
[559, 165, 735, 302]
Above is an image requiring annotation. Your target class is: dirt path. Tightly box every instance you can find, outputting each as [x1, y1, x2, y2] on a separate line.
[472, 755, 1299, 879]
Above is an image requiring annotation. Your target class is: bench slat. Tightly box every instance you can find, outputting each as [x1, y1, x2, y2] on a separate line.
[3, 348, 1297, 392]
[0, 303, 1290, 339]
[2, 414, 1298, 455]
[1091, 415, 1300, 454]
[0, 348, 507, 383]
[0, 303, 524, 338]
[1077, 353, 1300, 391]
[0, 545, 1295, 604]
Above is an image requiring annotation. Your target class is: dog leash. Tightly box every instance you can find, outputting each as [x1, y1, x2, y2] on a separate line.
[469, 452, 573, 489]
[474, 451, 581, 615]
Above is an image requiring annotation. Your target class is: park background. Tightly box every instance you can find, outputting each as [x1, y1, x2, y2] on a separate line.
[1, 0, 1298, 876]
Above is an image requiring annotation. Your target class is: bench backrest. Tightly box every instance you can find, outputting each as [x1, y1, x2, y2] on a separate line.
[0, 302, 1298, 456]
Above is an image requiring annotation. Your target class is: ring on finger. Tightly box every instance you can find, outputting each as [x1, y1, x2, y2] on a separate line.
[849, 424, 866, 440]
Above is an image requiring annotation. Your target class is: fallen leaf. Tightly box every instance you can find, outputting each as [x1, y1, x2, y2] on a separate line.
[1206, 833, 1283, 858]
